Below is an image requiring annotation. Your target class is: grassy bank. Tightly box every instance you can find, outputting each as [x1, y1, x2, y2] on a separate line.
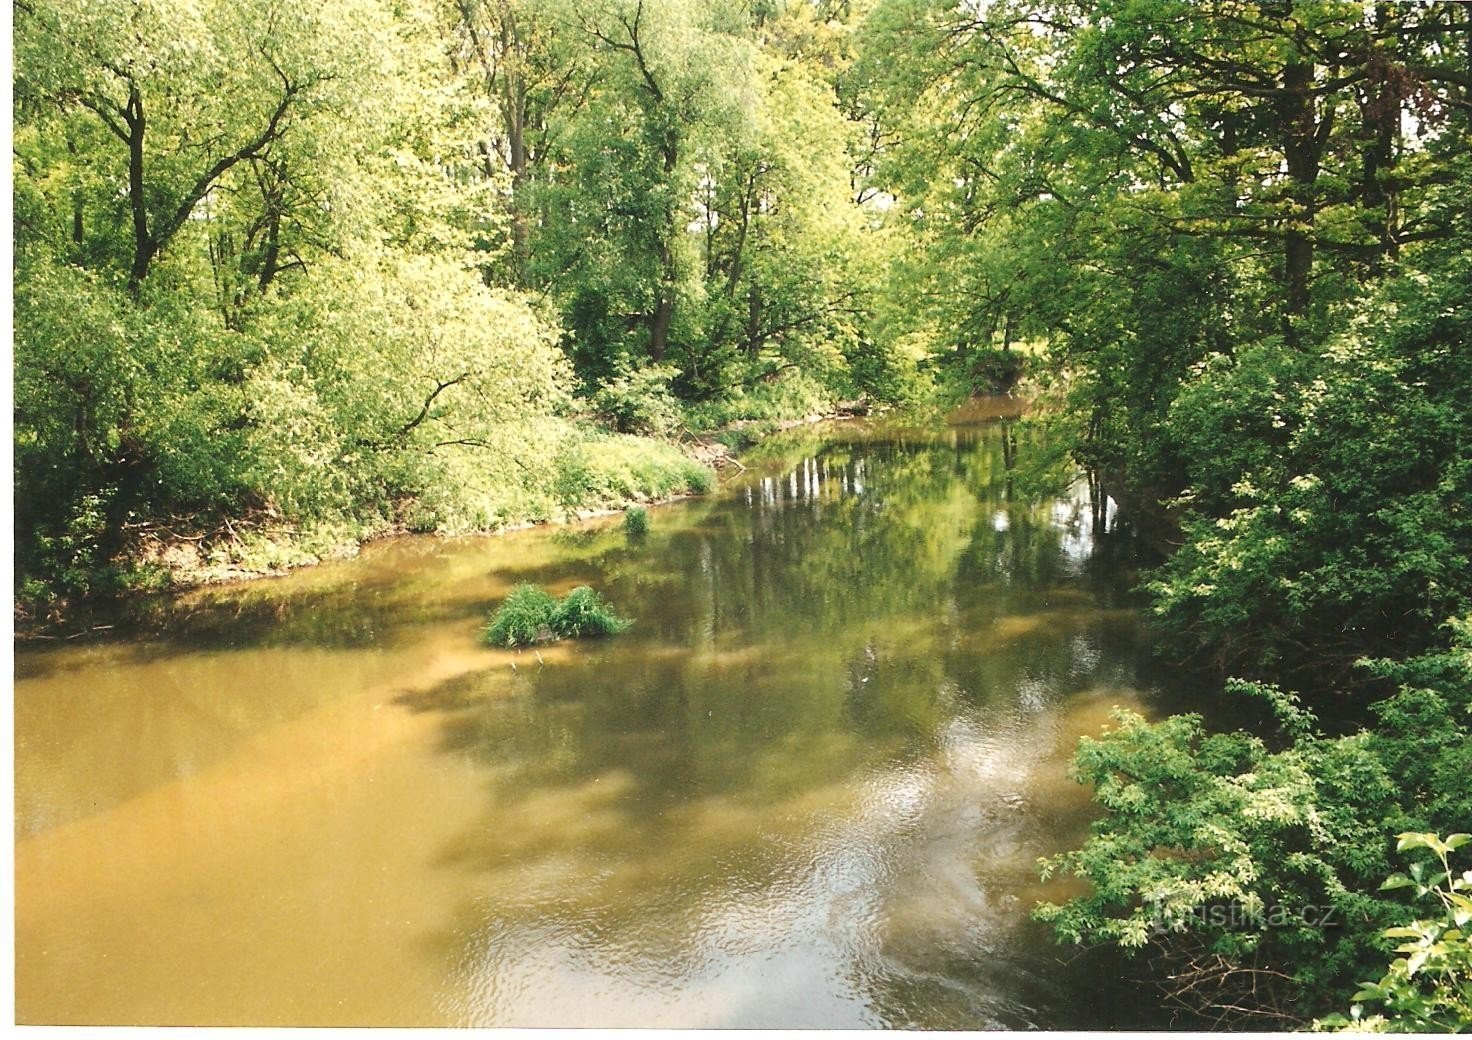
[14, 373, 884, 636]
[15, 420, 711, 633]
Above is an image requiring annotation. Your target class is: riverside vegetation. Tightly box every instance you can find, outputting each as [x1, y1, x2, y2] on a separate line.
[483, 583, 632, 647]
[854, 0, 1472, 1028]
[14, 0, 924, 620]
[13, 0, 1472, 1030]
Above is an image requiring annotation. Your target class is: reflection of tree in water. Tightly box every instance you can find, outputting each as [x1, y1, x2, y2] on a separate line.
[70, 501, 726, 655]
[402, 422, 1171, 1027]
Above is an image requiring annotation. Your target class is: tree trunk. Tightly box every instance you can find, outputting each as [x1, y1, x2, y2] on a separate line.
[649, 297, 675, 361]
[649, 240, 676, 362]
[499, 9, 531, 284]
[1277, 58, 1320, 317]
[257, 206, 283, 293]
[125, 88, 155, 295]
[1359, 5, 1400, 270]
[647, 126, 679, 362]
[67, 137, 85, 247]
[745, 288, 763, 356]
[97, 431, 150, 566]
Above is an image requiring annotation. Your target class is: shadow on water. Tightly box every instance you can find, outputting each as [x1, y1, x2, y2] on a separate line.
[385, 413, 1180, 1028]
[14, 404, 1198, 1028]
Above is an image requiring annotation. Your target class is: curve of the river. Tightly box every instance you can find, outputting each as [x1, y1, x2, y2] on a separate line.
[16, 402, 1181, 1027]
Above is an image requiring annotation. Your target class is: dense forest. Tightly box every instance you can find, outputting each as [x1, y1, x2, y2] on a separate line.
[13, 0, 1472, 1030]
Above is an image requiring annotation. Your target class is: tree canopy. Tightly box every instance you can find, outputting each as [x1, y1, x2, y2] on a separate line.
[13, 0, 904, 605]
[848, 0, 1471, 1026]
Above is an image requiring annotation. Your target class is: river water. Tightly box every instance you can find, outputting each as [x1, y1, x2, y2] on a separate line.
[15, 402, 1181, 1027]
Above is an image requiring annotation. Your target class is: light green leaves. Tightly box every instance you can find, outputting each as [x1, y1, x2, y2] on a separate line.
[1320, 837, 1472, 1032]
[1397, 833, 1472, 857]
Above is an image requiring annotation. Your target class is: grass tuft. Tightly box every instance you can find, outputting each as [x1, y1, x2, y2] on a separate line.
[623, 506, 649, 537]
[483, 584, 559, 647]
[483, 583, 631, 647]
[552, 586, 632, 639]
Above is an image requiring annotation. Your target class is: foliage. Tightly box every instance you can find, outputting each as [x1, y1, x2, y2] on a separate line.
[1148, 253, 1472, 682]
[554, 433, 712, 511]
[852, 5, 1472, 1021]
[482, 583, 632, 648]
[856, 0, 1472, 497]
[591, 365, 684, 437]
[682, 367, 837, 430]
[11, 0, 757, 613]
[12, 0, 926, 612]
[1318, 834, 1472, 1033]
[623, 506, 650, 537]
[483, 584, 561, 648]
[962, 348, 1025, 394]
[1036, 625, 1472, 1024]
[481, 0, 910, 405]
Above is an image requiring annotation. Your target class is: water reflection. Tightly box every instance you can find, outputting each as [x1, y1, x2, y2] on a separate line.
[16, 406, 1170, 1027]
[403, 416, 1163, 1027]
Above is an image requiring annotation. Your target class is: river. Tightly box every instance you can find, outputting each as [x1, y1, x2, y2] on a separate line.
[15, 402, 1184, 1027]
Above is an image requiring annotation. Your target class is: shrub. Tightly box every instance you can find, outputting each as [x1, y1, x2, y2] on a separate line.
[682, 368, 836, 430]
[553, 448, 596, 510]
[965, 347, 1025, 392]
[624, 506, 649, 536]
[1318, 834, 1472, 1033]
[591, 364, 682, 436]
[1148, 263, 1472, 683]
[682, 463, 713, 494]
[1035, 626, 1472, 1026]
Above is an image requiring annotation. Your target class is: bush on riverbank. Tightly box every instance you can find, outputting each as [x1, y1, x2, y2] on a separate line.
[483, 584, 632, 648]
[682, 369, 838, 432]
[1036, 626, 1472, 1024]
[1029, 246, 1472, 1027]
[962, 347, 1025, 394]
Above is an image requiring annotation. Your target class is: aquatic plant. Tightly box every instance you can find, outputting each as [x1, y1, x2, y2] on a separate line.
[483, 584, 559, 647]
[623, 506, 649, 537]
[483, 583, 630, 647]
[551, 586, 631, 639]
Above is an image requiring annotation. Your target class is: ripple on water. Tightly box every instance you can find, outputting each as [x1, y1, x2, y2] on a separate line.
[17, 409, 1175, 1028]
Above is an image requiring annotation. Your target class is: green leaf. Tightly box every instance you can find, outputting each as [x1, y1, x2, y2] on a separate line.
[1397, 832, 1439, 853]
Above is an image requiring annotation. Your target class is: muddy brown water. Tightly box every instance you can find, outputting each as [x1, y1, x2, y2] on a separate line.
[16, 403, 1185, 1027]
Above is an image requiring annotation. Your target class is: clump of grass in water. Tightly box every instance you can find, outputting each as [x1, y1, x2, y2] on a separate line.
[483, 583, 631, 647]
[483, 584, 559, 647]
[552, 586, 631, 638]
[623, 506, 649, 537]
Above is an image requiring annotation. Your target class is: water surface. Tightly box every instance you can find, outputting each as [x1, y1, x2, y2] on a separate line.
[16, 405, 1176, 1027]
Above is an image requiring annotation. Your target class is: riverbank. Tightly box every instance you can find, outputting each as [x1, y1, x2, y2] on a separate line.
[14, 406, 876, 641]
[15, 399, 1169, 1029]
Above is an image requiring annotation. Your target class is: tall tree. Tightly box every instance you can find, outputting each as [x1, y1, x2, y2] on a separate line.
[13, 0, 375, 293]
[571, 0, 755, 364]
